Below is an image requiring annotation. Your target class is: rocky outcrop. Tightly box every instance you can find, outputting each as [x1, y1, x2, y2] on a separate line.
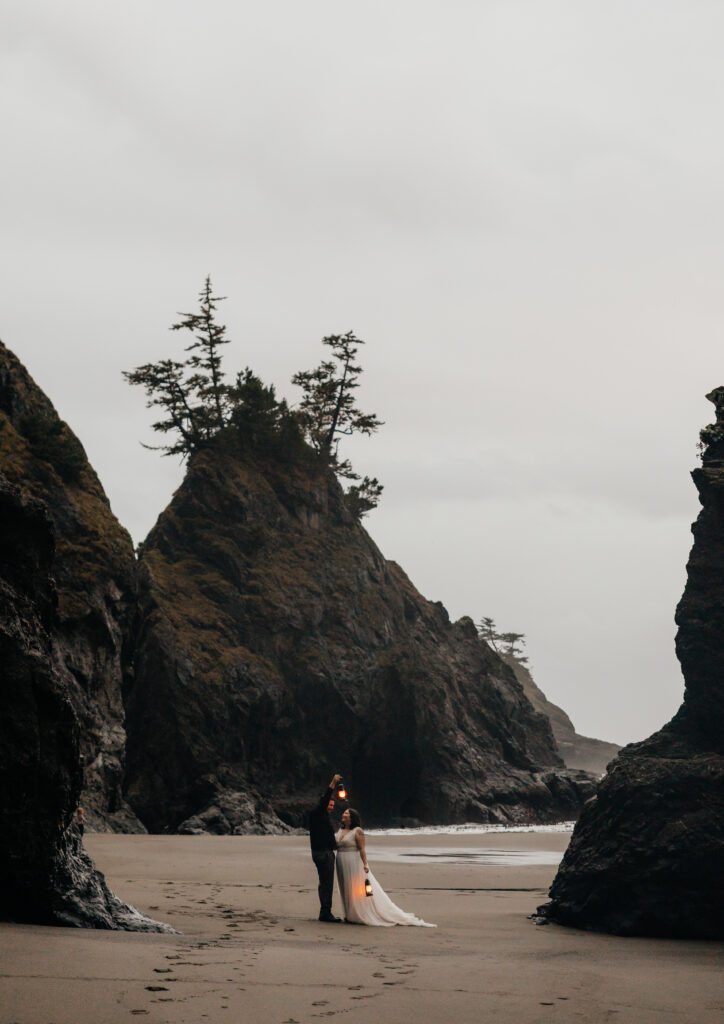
[504, 657, 620, 775]
[0, 472, 168, 929]
[0, 342, 143, 832]
[538, 390, 724, 939]
[125, 442, 595, 833]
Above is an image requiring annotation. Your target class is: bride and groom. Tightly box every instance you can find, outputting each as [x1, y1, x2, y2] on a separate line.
[309, 773, 434, 927]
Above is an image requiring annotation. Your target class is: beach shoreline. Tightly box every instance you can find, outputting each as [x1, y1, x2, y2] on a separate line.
[0, 832, 721, 1024]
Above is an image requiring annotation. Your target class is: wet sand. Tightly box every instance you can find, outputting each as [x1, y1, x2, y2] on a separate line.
[1, 831, 722, 1023]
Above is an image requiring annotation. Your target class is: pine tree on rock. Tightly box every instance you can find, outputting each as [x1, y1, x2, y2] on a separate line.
[477, 619, 529, 665]
[344, 476, 384, 519]
[171, 276, 231, 434]
[124, 277, 231, 457]
[122, 357, 206, 457]
[499, 632, 527, 661]
[477, 617, 499, 650]
[292, 332, 384, 514]
[292, 332, 382, 469]
[126, 292, 382, 518]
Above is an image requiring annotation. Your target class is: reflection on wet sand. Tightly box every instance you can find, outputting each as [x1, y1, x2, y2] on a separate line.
[370, 847, 563, 867]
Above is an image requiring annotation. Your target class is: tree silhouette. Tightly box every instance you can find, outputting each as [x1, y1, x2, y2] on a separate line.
[292, 331, 384, 513]
[477, 617, 499, 650]
[124, 277, 231, 457]
[170, 276, 231, 433]
[125, 292, 383, 520]
[499, 632, 527, 660]
[123, 357, 205, 456]
[476, 619, 529, 664]
[344, 476, 384, 519]
[292, 332, 382, 473]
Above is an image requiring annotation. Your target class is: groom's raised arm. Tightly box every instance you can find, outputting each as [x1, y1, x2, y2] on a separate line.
[313, 773, 341, 810]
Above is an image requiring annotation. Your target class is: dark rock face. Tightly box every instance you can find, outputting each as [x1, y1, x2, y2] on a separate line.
[539, 391, 724, 939]
[505, 657, 620, 775]
[125, 445, 595, 833]
[0, 342, 143, 832]
[0, 473, 169, 930]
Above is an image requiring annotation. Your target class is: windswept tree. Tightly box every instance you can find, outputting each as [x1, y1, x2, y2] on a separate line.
[344, 476, 384, 519]
[477, 619, 529, 664]
[126, 292, 381, 518]
[477, 617, 499, 650]
[123, 277, 231, 457]
[123, 357, 206, 456]
[499, 631, 527, 661]
[171, 276, 231, 433]
[292, 331, 384, 514]
[292, 332, 382, 467]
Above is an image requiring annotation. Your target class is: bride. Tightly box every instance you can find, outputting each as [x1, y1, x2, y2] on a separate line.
[335, 809, 435, 927]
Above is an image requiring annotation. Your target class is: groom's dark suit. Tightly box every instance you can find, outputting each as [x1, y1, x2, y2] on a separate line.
[309, 786, 337, 919]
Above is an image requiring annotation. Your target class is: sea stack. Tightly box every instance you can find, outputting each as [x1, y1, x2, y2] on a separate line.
[0, 472, 169, 929]
[539, 389, 724, 939]
[0, 342, 167, 928]
[0, 341, 143, 832]
[124, 440, 595, 834]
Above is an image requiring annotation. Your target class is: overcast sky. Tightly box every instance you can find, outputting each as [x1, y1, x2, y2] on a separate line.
[3, 1, 722, 745]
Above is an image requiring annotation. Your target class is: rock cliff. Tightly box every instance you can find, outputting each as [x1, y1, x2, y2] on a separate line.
[125, 441, 595, 833]
[0, 341, 142, 832]
[504, 657, 620, 775]
[0, 472, 168, 929]
[538, 390, 724, 939]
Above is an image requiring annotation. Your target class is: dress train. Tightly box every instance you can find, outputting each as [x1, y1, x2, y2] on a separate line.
[335, 829, 435, 928]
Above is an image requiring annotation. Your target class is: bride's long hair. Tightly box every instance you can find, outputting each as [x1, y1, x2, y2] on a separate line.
[347, 808, 362, 829]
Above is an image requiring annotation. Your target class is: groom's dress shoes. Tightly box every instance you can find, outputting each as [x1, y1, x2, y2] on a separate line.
[318, 912, 342, 923]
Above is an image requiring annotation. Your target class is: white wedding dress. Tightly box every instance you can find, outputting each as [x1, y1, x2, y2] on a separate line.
[335, 827, 435, 927]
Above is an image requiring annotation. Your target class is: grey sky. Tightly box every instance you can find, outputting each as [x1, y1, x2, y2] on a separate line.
[3, 1, 722, 744]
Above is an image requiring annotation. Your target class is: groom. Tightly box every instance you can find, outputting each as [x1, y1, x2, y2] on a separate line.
[309, 772, 343, 922]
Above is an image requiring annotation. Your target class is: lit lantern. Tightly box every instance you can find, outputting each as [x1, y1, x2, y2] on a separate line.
[364, 877, 373, 898]
[336, 781, 347, 800]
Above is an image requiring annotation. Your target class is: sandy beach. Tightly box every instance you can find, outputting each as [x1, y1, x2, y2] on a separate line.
[1, 831, 721, 1024]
